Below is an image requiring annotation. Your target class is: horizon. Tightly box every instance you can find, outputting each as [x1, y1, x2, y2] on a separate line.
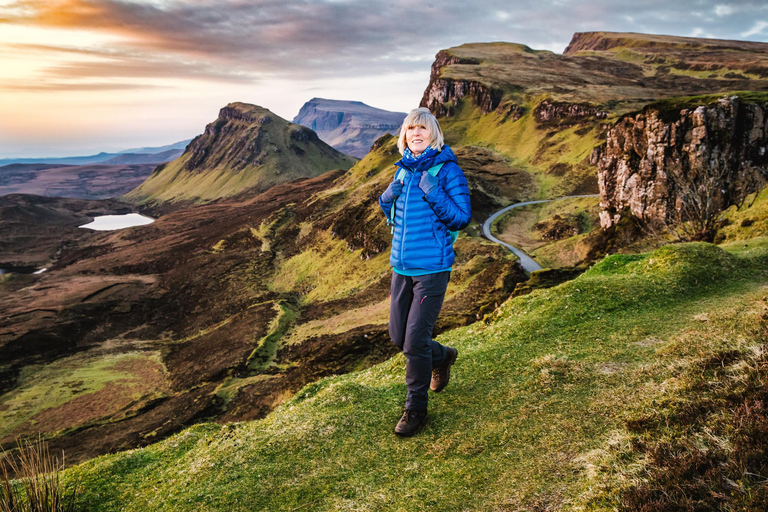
[2, 0, 768, 159]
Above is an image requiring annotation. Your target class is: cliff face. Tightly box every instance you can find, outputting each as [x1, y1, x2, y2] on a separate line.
[128, 102, 354, 204]
[420, 50, 504, 117]
[292, 98, 405, 158]
[598, 96, 768, 229]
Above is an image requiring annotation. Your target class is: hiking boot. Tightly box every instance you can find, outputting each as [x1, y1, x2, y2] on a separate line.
[394, 409, 428, 437]
[430, 347, 458, 392]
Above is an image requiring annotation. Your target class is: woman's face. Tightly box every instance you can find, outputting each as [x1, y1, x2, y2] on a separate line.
[405, 124, 431, 155]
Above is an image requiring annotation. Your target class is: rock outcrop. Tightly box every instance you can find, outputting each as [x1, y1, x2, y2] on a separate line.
[292, 98, 405, 158]
[598, 96, 768, 229]
[420, 50, 504, 117]
[534, 99, 608, 125]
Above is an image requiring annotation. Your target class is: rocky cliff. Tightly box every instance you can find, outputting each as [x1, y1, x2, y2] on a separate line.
[127, 102, 355, 204]
[292, 98, 405, 158]
[598, 95, 768, 229]
[420, 33, 768, 214]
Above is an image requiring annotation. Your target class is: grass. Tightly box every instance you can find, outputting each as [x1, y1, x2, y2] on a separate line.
[246, 301, 298, 371]
[60, 240, 768, 510]
[0, 352, 169, 442]
[717, 187, 768, 243]
[270, 230, 391, 303]
[1, 437, 79, 512]
[439, 98, 604, 200]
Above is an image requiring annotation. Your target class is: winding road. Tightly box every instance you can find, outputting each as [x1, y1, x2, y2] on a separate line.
[481, 195, 599, 273]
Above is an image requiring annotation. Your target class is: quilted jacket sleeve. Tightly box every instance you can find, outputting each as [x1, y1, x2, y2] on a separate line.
[378, 190, 394, 223]
[422, 162, 472, 231]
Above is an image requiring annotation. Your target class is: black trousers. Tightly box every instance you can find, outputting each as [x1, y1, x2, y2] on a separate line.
[389, 271, 450, 411]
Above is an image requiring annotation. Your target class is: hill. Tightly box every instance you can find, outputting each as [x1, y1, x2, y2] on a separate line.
[66, 238, 768, 510]
[0, 135, 524, 467]
[0, 140, 191, 167]
[127, 103, 355, 204]
[292, 98, 406, 158]
[430, 31, 768, 266]
[0, 194, 136, 269]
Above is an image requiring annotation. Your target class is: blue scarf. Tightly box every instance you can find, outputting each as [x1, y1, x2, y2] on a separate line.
[401, 146, 439, 173]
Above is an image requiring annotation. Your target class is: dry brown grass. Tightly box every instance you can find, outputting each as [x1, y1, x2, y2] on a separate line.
[1, 437, 79, 512]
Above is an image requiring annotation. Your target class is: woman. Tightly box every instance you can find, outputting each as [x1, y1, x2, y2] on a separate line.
[378, 107, 472, 436]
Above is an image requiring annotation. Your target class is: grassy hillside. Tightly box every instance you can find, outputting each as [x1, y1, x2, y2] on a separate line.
[0, 134, 524, 466]
[63, 240, 768, 510]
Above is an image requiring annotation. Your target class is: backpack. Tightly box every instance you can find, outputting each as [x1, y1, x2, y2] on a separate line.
[390, 163, 460, 243]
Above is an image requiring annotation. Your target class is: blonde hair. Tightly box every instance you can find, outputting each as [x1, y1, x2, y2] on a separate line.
[397, 107, 445, 154]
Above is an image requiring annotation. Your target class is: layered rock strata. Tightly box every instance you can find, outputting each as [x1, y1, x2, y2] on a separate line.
[598, 96, 768, 228]
[420, 50, 504, 117]
[292, 98, 405, 158]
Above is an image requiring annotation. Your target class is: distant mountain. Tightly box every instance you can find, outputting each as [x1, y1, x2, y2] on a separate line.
[0, 139, 192, 166]
[116, 139, 191, 155]
[293, 98, 406, 158]
[101, 149, 185, 165]
[127, 102, 355, 204]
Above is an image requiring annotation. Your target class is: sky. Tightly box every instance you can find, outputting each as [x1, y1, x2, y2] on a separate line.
[1, 0, 768, 158]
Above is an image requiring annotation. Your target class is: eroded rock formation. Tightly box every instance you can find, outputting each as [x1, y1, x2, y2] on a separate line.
[598, 96, 768, 229]
[420, 51, 503, 117]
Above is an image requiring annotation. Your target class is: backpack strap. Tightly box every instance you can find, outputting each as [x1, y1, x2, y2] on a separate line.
[426, 163, 459, 243]
[427, 163, 444, 177]
[389, 167, 407, 233]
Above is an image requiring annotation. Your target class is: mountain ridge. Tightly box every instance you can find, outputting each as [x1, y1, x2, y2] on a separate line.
[127, 102, 355, 204]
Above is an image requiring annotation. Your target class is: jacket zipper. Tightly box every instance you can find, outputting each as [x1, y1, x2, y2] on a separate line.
[399, 171, 412, 269]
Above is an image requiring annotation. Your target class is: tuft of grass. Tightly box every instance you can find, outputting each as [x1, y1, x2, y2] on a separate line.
[1, 437, 79, 512]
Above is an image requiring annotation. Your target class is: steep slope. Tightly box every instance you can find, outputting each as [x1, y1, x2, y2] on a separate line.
[66, 240, 768, 510]
[127, 102, 355, 204]
[292, 98, 406, 158]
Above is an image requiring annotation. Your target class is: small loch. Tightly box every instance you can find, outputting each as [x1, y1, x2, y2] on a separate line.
[79, 213, 155, 231]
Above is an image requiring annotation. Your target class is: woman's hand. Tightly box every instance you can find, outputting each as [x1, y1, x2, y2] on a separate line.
[381, 180, 404, 204]
[418, 172, 439, 195]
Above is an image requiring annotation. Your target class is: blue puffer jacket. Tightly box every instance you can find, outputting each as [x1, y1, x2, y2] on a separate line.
[378, 145, 472, 273]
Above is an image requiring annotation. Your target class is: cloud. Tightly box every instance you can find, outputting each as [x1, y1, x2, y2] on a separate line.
[1, 1, 768, 107]
[0, 80, 161, 91]
[3, 0, 768, 89]
[742, 20, 768, 37]
[0, 0, 452, 77]
[714, 5, 734, 17]
[8, 43, 258, 83]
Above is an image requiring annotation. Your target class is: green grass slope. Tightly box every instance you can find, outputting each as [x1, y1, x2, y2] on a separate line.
[66, 241, 768, 510]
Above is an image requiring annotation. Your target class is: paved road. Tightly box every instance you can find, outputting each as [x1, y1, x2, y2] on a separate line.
[481, 195, 599, 273]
